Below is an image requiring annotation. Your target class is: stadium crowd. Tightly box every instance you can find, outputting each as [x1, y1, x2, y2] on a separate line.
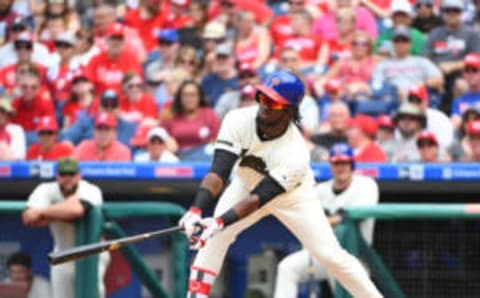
[0, 0, 479, 163]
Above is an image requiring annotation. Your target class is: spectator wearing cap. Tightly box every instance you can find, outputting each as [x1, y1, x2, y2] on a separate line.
[85, 23, 143, 96]
[234, 10, 271, 69]
[61, 74, 96, 128]
[201, 21, 227, 74]
[460, 120, 480, 161]
[313, 0, 378, 42]
[416, 131, 450, 162]
[93, 3, 146, 63]
[73, 112, 131, 161]
[412, 0, 444, 33]
[144, 29, 180, 85]
[177, 0, 209, 50]
[0, 32, 48, 95]
[162, 80, 220, 160]
[0, 0, 19, 45]
[0, 17, 52, 69]
[12, 69, 55, 145]
[26, 116, 74, 161]
[0, 98, 25, 160]
[123, 0, 167, 52]
[119, 71, 158, 124]
[451, 53, 480, 130]
[71, 27, 100, 68]
[61, 89, 136, 147]
[201, 43, 239, 106]
[133, 127, 179, 163]
[376, 115, 395, 160]
[425, 0, 480, 112]
[407, 84, 454, 147]
[375, 0, 426, 55]
[346, 114, 387, 162]
[215, 62, 259, 119]
[46, 32, 81, 105]
[311, 102, 350, 161]
[391, 103, 427, 161]
[316, 78, 346, 123]
[372, 25, 444, 97]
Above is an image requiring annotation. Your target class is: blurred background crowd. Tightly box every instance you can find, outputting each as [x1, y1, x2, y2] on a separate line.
[0, 0, 480, 164]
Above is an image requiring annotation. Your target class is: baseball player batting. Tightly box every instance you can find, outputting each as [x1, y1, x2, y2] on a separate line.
[179, 70, 383, 298]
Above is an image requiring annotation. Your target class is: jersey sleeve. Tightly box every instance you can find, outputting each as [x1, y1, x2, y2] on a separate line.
[80, 182, 103, 206]
[214, 110, 245, 156]
[27, 184, 54, 208]
[355, 177, 379, 245]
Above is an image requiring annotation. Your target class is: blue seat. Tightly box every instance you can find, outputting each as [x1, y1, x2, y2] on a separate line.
[353, 100, 392, 117]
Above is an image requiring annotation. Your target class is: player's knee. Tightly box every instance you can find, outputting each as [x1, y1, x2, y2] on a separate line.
[277, 256, 302, 281]
[312, 247, 349, 268]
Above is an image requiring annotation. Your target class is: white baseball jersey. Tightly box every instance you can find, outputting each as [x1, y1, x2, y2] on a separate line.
[27, 180, 103, 251]
[315, 175, 379, 244]
[215, 106, 315, 192]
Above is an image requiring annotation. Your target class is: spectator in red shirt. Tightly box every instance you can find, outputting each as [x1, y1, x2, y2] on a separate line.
[163, 0, 192, 30]
[123, 0, 166, 52]
[0, 32, 47, 96]
[209, 0, 273, 26]
[270, 0, 313, 45]
[93, 3, 146, 62]
[163, 80, 220, 160]
[62, 74, 97, 128]
[85, 23, 143, 96]
[27, 116, 74, 161]
[346, 114, 387, 162]
[0, 98, 25, 160]
[73, 112, 131, 161]
[47, 32, 81, 105]
[12, 68, 55, 145]
[119, 71, 158, 124]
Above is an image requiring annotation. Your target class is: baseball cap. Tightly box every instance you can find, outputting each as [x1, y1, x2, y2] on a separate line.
[55, 32, 76, 45]
[240, 84, 256, 100]
[377, 115, 394, 130]
[130, 124, 155, 147]
[391, 0, 414, 16]
[329, 143, 355, 163]
[95, 112, 118, 128]
[157, 28, 179, 43]
[202, 22, 226, 40]
[393, 26, 412, 40]
[393, 103, 427, 127]
[148, 127, 170, 142]
[107, 23, 125, 38]
[347, 114, 378, 138]
[416, 131, 439, 146]
[324, 78, 342, 93]
[441, 0, 464, 9]
[464, 53, 480, 68]
[0, 98, 14, 115]
[15, 32, 33, 43]
[215, 43, 233, 56]
[238, 62, 256, 77]
[10, 17, 27, 31]
[100, 90, 119, 108]
[467, 120, 480, 135]
[57, 157, 79, 174]
[407, 84, 428, 102]
[36, 116, 59, 132]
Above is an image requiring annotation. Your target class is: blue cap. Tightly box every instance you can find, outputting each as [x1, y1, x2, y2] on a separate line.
[256, 70, 305, 107]
[329, 143, 354, 163]
[157, 29, 179, 43]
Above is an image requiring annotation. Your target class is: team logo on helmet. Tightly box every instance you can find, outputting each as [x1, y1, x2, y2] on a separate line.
[271, 77, 280, 87]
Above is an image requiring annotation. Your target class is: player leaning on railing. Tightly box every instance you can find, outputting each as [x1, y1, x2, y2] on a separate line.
[179, 70, 382, 298]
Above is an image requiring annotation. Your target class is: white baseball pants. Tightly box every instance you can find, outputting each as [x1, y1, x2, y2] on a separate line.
[192, 178, 382, 298]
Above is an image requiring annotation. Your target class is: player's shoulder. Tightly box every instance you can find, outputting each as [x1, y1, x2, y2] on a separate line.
[223, 106, 258, 124]
[352, 174, 378, 187]
[315, 179, 333, 192]
[79, 179, 101, 192]
[32, 181, 58, 194]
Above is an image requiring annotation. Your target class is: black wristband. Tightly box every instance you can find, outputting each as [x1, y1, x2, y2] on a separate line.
[220, 209, 239, 227]
[251, 176, 286, 206]
[192, 188, 216, 212]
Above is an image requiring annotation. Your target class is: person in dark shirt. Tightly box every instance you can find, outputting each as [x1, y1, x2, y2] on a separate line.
[412, 0, 443, 33]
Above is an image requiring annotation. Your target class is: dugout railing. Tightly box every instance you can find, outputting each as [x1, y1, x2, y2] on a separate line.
[335, 203, 480, 298]
[0, 201, 188, 298]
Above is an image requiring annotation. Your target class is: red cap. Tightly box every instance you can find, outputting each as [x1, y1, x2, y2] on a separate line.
[95, 112, 118, 128]
[107, 23, 125, 37]
[408, 84, 428, 102]
[130, 123, 155, 147]
[416, 131, 438, 146]
[467, 120, 480, 135]
[377, 115, 394, 129]
[240, 84, 256, 99]
[464, 53, 480, 69]
[238, 62, 256, 76]
[324, 78, 342, 93]
[347, 114, 378, 137]
[36, 116, 58, 132]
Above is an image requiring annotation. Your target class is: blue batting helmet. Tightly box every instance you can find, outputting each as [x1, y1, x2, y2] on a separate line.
[329, 143, 355, 163]
[256, 70, 305, 107]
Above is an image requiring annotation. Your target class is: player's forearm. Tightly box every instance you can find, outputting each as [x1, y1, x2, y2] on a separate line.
[219, 194, 261, 226]
[40, 197, 85, 221]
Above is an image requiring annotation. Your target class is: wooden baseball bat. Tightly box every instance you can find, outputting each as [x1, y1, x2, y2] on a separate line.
[48, 226, 183, 265]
